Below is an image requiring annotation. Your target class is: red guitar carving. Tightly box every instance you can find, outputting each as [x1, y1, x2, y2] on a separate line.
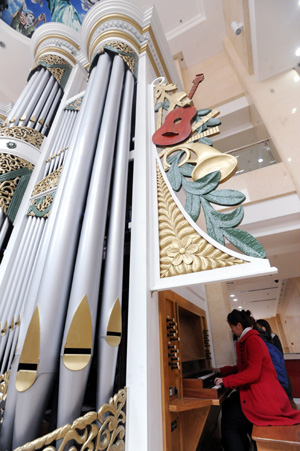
[188, 73, 204, 99]
[152, 106, 196, 147]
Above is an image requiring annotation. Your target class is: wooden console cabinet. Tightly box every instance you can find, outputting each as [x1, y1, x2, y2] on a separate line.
[159, 290, 227, 451]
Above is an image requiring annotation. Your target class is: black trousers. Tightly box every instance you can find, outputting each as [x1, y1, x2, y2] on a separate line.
[221, 390, 254, 451]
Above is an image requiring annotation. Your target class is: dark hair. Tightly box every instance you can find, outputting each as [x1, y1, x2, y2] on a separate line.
[227, 309, 253, 329]
[257, 319, 272, 334]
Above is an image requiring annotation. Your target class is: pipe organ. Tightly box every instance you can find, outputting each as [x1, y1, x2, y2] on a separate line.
[0, 1, 276, 450]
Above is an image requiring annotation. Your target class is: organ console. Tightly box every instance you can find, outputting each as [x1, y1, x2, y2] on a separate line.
[159, 290, 229, 450]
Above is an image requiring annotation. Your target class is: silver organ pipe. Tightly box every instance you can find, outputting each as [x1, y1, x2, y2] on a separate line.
[18, 69, 51, 127]
[57, 54, 127, 427]
[35, 82, 61, 133]
[97, 68, 134, 407]
[27, 77, 56, 129]
[10, 52, 112, 449]
[40, 86, 63, 136]
[6, 70, 41, 125]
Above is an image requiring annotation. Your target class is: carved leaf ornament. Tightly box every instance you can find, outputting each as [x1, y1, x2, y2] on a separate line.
[153, 81, 266, 278]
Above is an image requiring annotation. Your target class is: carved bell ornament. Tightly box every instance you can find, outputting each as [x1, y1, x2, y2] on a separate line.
[161, 141, 238, 183]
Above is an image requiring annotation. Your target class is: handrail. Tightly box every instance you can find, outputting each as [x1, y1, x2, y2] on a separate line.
[224, 138, 271, 155]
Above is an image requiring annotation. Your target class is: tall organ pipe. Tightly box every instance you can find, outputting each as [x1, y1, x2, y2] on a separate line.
[1, 91, 83, 451]
[35, 83, 60, 133]
[6, 71, 40, 125]
[57, 55, 126, 428]
[97, 68, 134, 408]
[0, 218, 10, 253]
[0, 217, 38, 361]
[43, 109, 71, 177]
[27, 77, 56, 129]
[40, 87, 63, 136]
[10, 52, 112, 449]
[19, 70, 50, 127]
[0, 218, 46, 374]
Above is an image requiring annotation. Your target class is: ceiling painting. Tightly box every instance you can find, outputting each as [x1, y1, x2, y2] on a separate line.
[0, 0, 99, 37]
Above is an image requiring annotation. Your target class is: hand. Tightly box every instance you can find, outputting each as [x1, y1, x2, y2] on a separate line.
[214, 377, 223, 386]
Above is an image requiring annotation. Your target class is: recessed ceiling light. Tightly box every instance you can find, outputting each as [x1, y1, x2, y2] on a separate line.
[287, 157, 292, 162]
[230, 294, 235, 297]
[238, 306, 242, 310]
[295, 48, 300, 57]
[233, 298, 238, 302]
[294, 73, 300, 82]
[292, 107, 297, 114]
[258, 158, 263, 163]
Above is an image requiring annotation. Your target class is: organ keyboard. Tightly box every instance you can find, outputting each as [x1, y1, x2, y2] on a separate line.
[159, 290, 228, 451]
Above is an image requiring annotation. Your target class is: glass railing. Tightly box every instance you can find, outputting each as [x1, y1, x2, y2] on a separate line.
[225, 139, 276, 176]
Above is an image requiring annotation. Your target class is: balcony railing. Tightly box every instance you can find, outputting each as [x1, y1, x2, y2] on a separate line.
[225, 139, 276, 176]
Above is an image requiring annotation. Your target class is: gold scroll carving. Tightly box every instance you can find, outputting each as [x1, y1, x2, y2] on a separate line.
[157, 164, 245, 278]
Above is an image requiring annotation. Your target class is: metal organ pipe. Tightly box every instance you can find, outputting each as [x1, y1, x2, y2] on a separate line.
[40, 86, 63, 136]
[27, 77, 56, 129]
[18, 69, 50, 127]
[0, 218, 46, 374]
[0, 218, 10, 253]
[10, 52, 112, 449]
[97, 68, 134, 408]
[35, 82, 61, 133]
[43, 109, 71, 177]
[56, 54, 127, 428]
[6, 70, 40, 125]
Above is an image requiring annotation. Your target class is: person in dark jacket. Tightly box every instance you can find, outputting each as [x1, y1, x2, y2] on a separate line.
[214, 309, 300, 451]
[257, 318, 295, 406]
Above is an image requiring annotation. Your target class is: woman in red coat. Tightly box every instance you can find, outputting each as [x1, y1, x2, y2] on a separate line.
[214, 309, 300, 451]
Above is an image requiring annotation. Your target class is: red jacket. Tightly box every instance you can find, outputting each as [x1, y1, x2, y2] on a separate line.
[221, 329, 300, 426]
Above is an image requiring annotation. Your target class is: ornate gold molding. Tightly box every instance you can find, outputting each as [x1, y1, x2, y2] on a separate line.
[157, 164, 245, 277]
[0, 126, 44, 148]
[0, 154, 34, 215]
[13, 388, 127, 451]
[0, 153, 34, 175]
[0, 371, 10, 426]
[97, 41, 137, 74]
[32, 54, 73, 85]
[31, 166, 62, 197]
[28, 194, 54, 218]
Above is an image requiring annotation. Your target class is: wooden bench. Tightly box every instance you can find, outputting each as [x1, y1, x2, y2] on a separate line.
[252, 424, 300, 451]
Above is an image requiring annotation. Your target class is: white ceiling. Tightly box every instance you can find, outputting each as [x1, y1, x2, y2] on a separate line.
[1, 0, 300, 320]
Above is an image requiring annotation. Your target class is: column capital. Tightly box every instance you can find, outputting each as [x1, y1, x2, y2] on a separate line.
[81, 0, 176, 83]
[30, 23, 81, 68]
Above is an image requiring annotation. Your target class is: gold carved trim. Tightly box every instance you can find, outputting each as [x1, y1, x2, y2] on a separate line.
[13, 388, 127, 451]
[0, 126, 44, 148]
[157, 164, 245, 278]
[0, 370, 10, 426]
[87, 13, 171, 82]
[101, 41, 136, 74]
[35, 47, 77, 67]
[90, 31, 139, 64]
[34, 35, 80, 58]
[31, 166, 62, 197]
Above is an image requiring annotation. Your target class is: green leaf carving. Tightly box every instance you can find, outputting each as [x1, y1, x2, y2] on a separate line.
[196, 109, 211, 117]
[222, 228, 266, 258]
[185, 192, 201, 222]
[201, 198, 225, 245]
[199, 137, 213, 146]
[179, 163, 194, 177]
[167, 158, 182, 191]
[206, 117, 221, 126]
[204, 189, 246, 206]
[210, 206, 244, 228]
[182, 171, 221, 195]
